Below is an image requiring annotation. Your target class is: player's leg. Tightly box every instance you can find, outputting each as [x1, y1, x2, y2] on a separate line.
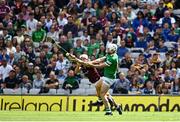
[106, 93, 115, 108]
[91, 79, 103, 106]
[107, 94, 122, 115]
[100, 82, 112, 115]
[95, 79, 102, 98]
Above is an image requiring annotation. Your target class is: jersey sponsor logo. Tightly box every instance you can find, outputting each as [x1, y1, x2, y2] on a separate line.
[0, 96, 180, 112]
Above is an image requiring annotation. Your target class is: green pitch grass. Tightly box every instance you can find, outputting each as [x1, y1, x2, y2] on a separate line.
[0, 111, 180, 121]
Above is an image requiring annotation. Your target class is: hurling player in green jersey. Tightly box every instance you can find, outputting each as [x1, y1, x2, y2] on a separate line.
[84, 43, 122, 115]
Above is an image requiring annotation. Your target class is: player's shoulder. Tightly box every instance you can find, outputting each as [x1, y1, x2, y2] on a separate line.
[112, 53, 119, 60]
[107, 54, 118, 62]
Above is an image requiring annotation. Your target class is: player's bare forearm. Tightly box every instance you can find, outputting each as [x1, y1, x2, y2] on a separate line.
[92, 63, 107, 68]
[90, 56, 106, 64]
[73, 58, 94, 67]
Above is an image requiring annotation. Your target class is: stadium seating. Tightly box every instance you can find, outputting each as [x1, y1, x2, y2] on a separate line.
[57, 89, 70, 95]
[29, 88, 40, 95]
[85, 88, 97, 95]
[3, 88, 27, 94]
[130, 53, 140, 59]
[118, 68, 129, 75]
[71, 88, 86, 95]
[164, 41, 177, 49]
[47, 89, 57, 95]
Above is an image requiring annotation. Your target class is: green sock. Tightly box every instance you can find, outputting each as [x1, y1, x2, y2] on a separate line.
[105, 107, 111, 112]
[98, 97, 102, 102]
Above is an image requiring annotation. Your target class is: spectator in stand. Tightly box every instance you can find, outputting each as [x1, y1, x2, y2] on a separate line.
[125, 33, 134, 48]
[45, 13, 53, 32]
[57, 12, 68, 28]
[63, 16, 78, 37]
[14, 45, 25, 64]
[2, 69, 18, 89]
[141, 81, 155, 95]
[33, 71, 44, 89]
[83, 2, 96, 17]
[14, 66, 23, 83]
[32, 22, 46, 43]
[135, 33, 148, 49]
[0, 0, 10, 22]
[87, 37, 99, 56]
[8, 52, 15, 66]
[47, 25, 60, 42]
[129, 77, 141, 94]
[117, 40, 129, 58]
[132, 11, 149, 34]
[6, 41, 16, 54]
[127, 6, 136, 22]
[112, 72, 130, 94]
[149, 53, 162, 69]
[57, 70, 66, 84]
[156, 82, 171, 94]
[154, 1, 166, 20]
[87, 16, 102, 36]
[149, 16, 159, 33]
[162, 22, 171, 41]
[24, 62, 35, 81]
[159, 10, 176, 28]
[74, 39, 85, 57]
[26, 46, 35, 63]
[163, 69, 174, 83]
[120, 52, 133, 69]
[156, 39, 168, 52]
[55, 53, 70, 75]
[96, 43, 106, 58]
[162, 52, 173, 70]
[59, 35, 72, 55]
[39, 71, 59, 94]
[171, 68, 178, 79]
[0, 48, 9, 61]
[62, 70, 79, 92]
[26, 12, 38, 35]
[20, 75, 32, 92]
[0, 59, 13, 81]
[171, 78, 180, 94]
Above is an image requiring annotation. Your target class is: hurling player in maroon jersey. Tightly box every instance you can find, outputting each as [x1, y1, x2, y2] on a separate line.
[74, 54, 122, 115]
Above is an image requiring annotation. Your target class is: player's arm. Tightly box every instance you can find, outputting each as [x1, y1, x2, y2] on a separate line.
[89, 57, 113, 68]
[89, 56, 106, 64]
[88, 62, 108, 68]
[84, 60, 111, 68]
[74, 63, 81, 74]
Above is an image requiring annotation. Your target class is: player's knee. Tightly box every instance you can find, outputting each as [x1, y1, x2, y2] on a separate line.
[100, 91, 106, 97]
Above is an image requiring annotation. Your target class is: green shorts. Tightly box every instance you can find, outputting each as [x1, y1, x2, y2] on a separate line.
[101, 77, 116, 87]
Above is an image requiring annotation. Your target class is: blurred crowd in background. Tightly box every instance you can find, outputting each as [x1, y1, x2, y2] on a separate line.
[0, 0, 179, 95]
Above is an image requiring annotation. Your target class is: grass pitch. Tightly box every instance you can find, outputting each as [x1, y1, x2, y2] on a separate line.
[0, 111, 180, 121]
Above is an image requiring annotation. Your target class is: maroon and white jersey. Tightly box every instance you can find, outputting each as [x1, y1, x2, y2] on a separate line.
[81, 66, 100, 84]
[0, 5, 10, 18]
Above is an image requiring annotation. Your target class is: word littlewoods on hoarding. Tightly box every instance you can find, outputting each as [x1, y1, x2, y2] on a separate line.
[0, 96, 180, 112]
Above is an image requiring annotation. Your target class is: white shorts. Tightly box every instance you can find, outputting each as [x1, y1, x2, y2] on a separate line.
[101, 77, 116, 87]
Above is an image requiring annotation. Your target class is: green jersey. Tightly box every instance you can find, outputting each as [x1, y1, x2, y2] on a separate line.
[32, 29, 46, 42]
[104, 53, 118, 79]
[87, 43, 99, 56]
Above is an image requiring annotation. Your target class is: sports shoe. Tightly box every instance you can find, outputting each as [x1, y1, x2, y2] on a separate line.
[91, 100, 103, 106]
[116, 105, 122, 115]
[105, 111, 113, 115]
